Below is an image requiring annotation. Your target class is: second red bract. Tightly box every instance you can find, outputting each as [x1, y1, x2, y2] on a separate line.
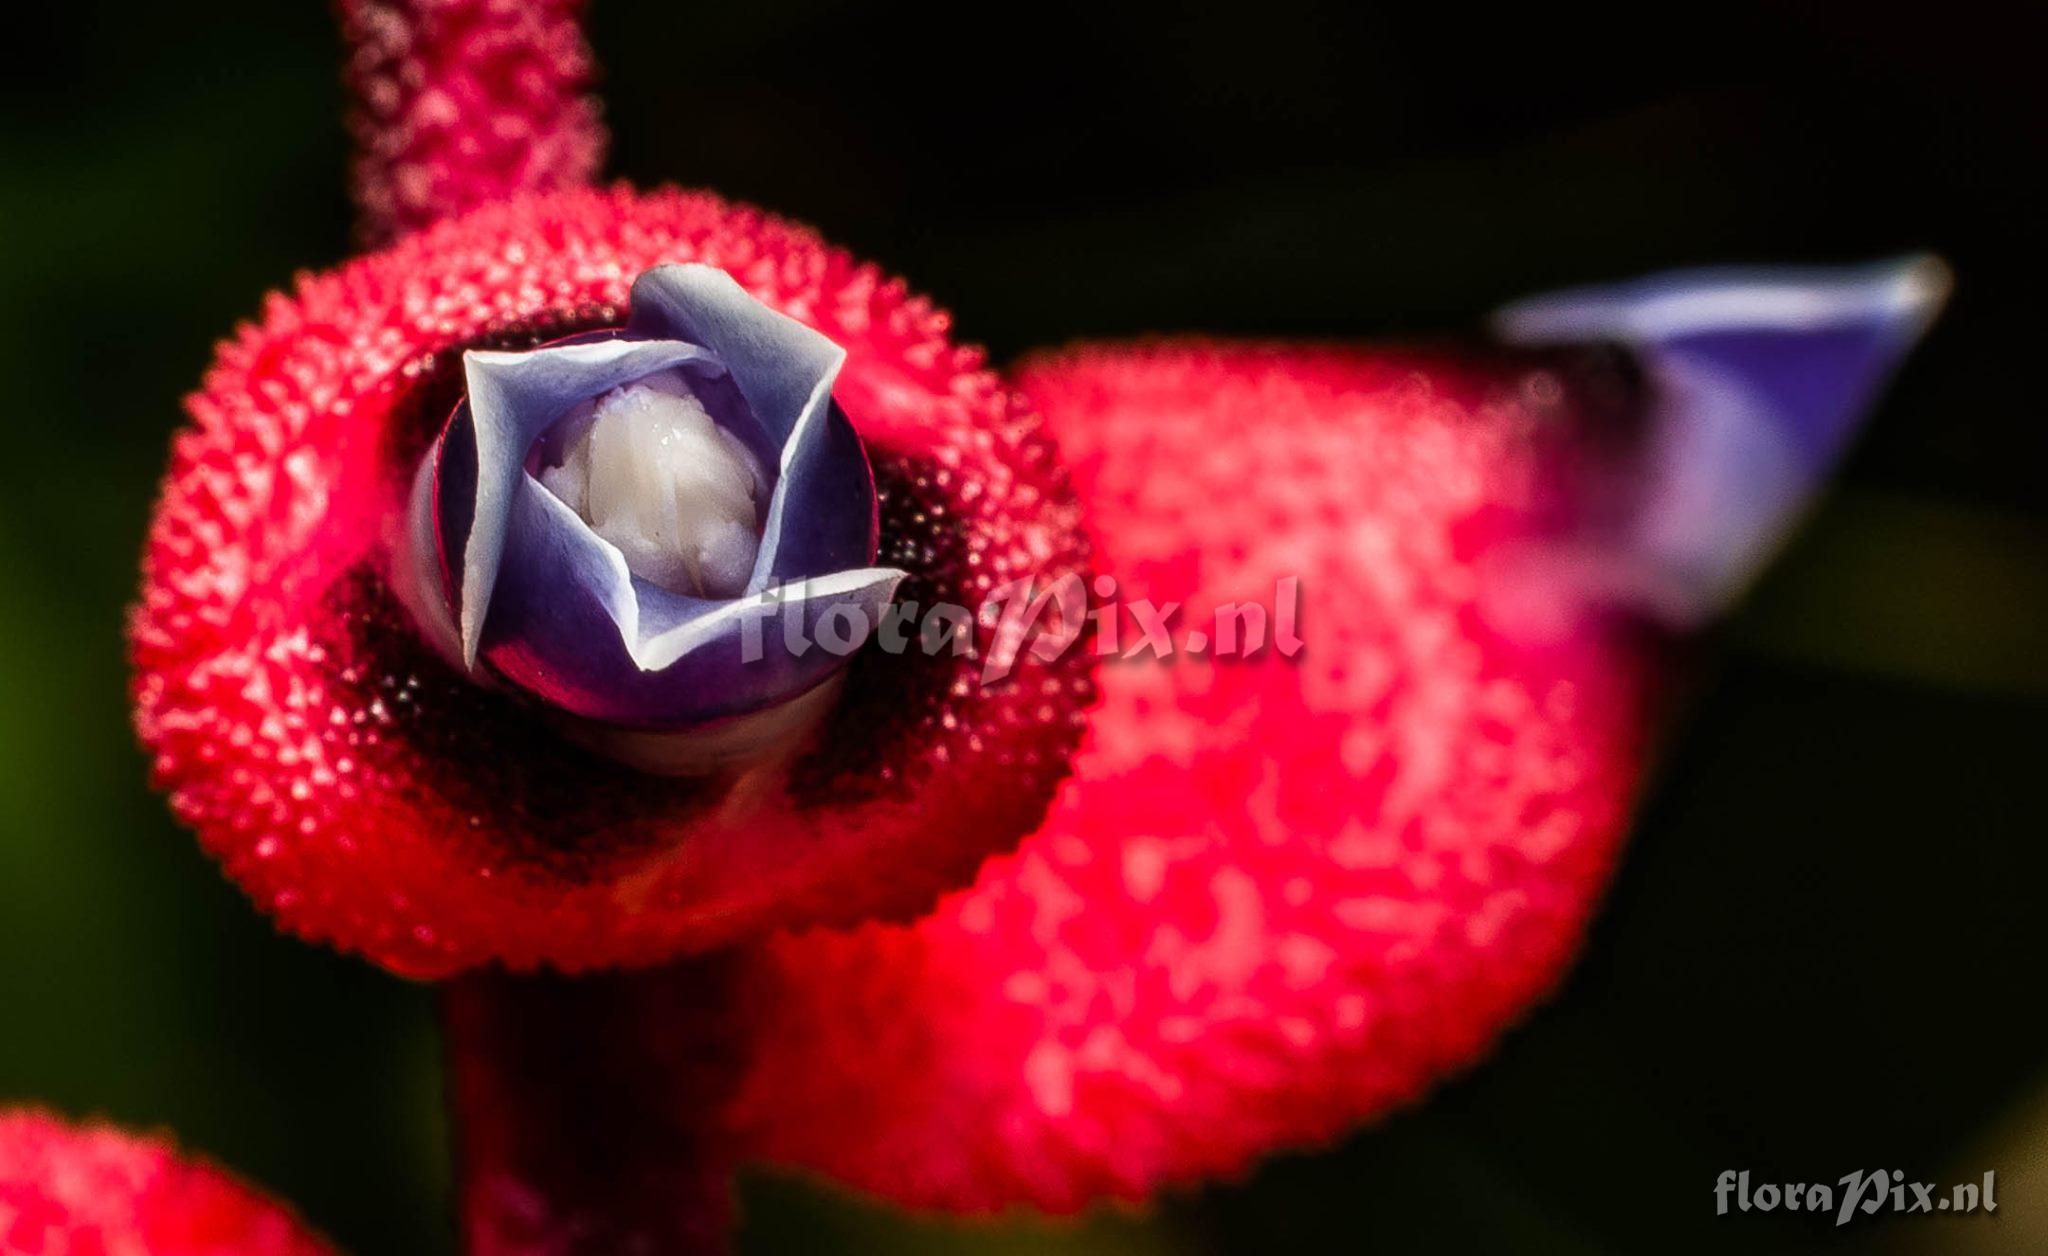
[736, 340, 1654, 1208]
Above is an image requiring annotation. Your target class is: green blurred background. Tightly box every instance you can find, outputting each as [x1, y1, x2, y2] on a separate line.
[1, 1, 2041, 1251]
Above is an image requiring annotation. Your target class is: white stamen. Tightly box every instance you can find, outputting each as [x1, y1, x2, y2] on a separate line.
[538, 378, 768, 598]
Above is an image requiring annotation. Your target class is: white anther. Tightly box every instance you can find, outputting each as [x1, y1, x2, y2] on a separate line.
[539, 378, 768, 598]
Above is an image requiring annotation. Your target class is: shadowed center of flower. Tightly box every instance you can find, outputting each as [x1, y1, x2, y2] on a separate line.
[536, 375, 769, 598]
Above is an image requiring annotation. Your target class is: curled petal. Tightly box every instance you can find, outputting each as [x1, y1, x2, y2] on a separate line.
[480, 472, 903, 724]
[447, 337, 724, 666]
[621, 265, 882, 587]
[428, 265, 899, 728]
[1495, 254, 1951, 622]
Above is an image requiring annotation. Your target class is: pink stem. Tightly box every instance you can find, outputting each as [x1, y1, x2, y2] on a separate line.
[336, 0, 607, 244]
[441, 955, 747, 1255]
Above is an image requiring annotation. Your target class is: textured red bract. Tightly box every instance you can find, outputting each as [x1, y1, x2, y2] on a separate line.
[0, 1110, 331, 1256]
[130, 187, 1091, 978]
[730, 343, 1656, 1210]
[339, 0, 605, 244]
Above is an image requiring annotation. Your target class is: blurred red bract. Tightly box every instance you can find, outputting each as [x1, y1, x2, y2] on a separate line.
[0, 1109, 331, 1256]
[730, 342, 1656, 1209]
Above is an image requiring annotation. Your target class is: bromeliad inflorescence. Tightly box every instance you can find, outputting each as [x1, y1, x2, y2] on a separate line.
[0, 0, 1950, 1252]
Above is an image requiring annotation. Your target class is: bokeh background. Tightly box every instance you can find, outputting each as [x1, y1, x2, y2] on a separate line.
[1, 1, 2041, 1251]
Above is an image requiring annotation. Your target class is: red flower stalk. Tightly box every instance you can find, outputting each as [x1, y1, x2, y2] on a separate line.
[338, 0, 604, 244]
[121, 1, 1946, 1250]
[0, 1109, 331, 1256]
[442, 962, 750, 1253]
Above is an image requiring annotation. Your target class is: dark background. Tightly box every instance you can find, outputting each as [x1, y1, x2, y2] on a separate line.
[1, 2, 2041, 1252]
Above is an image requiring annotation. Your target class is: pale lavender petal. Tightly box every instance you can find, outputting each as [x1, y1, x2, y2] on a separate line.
[458, 338, 720, 664]
[479, 475, 901, 725]
[420, 267, 904, 732]
[1493, 255, 1950, 621]
[625, 264, 845, 452]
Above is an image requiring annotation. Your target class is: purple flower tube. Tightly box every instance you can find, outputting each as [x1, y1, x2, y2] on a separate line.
[411, 264, 904, 737]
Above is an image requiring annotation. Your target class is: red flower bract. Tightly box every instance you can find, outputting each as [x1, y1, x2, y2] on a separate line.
[728, 342, 1657, 1209]
[0, 1109, 331, 1256]
[130, 186, 1092, 978]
